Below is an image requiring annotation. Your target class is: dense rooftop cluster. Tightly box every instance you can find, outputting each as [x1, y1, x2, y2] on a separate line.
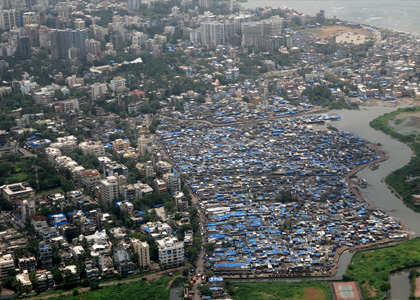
[157, 115, 406, 276]
[0, 0, 418, 298]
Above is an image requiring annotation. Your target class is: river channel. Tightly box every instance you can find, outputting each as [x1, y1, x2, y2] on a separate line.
[389, 267, 417, 300]
[330, 105, 420, 236]
[327, 105, 419, 297]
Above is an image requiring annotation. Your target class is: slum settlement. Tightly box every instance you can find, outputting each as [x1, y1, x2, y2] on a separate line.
[158, 113, 407, 277]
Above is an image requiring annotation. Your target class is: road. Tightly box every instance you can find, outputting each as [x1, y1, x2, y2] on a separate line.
[161, 108, 328, 128]
[187, 186, 206, 300]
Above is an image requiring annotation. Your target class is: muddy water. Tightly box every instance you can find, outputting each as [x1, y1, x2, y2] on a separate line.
[389, 266, 420, 300]
[328, 106, 419, 295]
[330, 106, 420, 236]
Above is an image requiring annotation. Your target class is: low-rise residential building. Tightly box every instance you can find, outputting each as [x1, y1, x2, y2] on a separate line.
[40, 242, 53, 270]
[45, 147, 62, 163]
[154, 179, 167, 194]
[114, 242, 136, 276]
[112, 139, 130, 152]
[137, 161, 155, 178]
[0, 182, 35, 201]
[156, 161, 172, 175]
[18, 257, 37, 273]
[85, 260, 100, 281]
[32, 218, 58, 240]
[79, 141, 105, 157]
[61, 265, 80, 281]
[51, 135, 78, 154]
[104, 161, 129, 178]
[81, 169, 101, 191]
[131, 238, 150, 268]
[0, 254, 15, 282]
[175, 191, 189, 211]
[98, 255, 114, 276]
[0, 130, 17, 157]
[157, 237, 184, 269]
[36, 270, 54, 292]
[16, 270, 32, 294]
[167, 173, 181, 193]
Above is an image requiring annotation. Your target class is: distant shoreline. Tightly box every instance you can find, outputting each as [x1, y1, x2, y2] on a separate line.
[240, 0, 420, 36]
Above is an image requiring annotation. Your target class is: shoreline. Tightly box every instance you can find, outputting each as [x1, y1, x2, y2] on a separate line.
[162, 104, 415, 281]
[218, 136, 411, 282]
[240, 0, 420, 36]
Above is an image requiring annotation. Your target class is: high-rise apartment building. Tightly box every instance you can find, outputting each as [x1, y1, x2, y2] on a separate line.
[200, 21, 235, 46]
[0, 9, 19, 31]
[100, 176, 119, 207]
[50, 29, 88, 59]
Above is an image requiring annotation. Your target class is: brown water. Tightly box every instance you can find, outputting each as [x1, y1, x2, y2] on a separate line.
[331, 106, 419, 235]
[330, 105, 418, 297]
[389, 267, 416, 300]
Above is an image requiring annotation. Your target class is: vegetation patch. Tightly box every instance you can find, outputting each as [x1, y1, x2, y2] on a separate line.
[394, 118, 403, 125]
[229, 281, 331, 300]
[45, 276, 172, 300]
[343, 238, 420, 300]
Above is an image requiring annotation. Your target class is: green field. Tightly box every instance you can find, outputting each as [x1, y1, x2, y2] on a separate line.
[343, 238, 420, 300]
[45, 277, 172, 300]
[229, 280, 332, 300]
[3, 172, 29, 183]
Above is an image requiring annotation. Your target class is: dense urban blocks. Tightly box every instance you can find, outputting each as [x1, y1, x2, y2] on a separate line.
[158, 114, 407, 277]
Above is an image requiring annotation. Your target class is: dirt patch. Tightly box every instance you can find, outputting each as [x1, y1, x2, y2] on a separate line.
[307, 25, 369, 38]
[304, 287, 325, 300]
[260, 291, 275, 299]
[362, 282, 377, 297]
[388, 111, 420, 136]
[415, 276, 420, 298]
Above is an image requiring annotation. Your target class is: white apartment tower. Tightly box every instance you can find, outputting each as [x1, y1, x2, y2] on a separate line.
[200, 21, 235, 46]
[91, 82, 108, 100]
[0, 9, 19, 31]
[100, 176, 119, 207]
[0, 254, 15, 282]
[157, 237, 184, 269]
[110, 76, 126, 92]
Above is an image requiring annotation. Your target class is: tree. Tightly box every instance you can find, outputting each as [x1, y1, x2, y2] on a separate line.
[198, 284, 211, 296]
[380, 282, 391, 292]
[0, 162, 12, 177]
[3, 275, 19, 292]
[65, 228, 81, 243]
[196, 95, 206, 103]
[0, 196, 13, 210]
[90, 280, 100, 290]
[52, 267, 63, 285]
[131, 252, 139, 267]
[28, 239, 40, 259]
[276, 190, 295, 203]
